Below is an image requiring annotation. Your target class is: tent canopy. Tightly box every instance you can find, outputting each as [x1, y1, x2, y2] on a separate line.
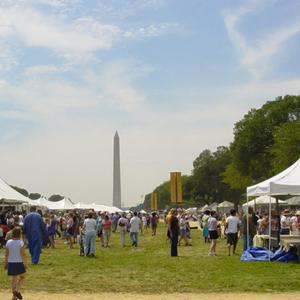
[217, 201, 234, 208]
[74, 202, 93, 210]
[0, 177, 30, 204]
[47, 198, 75, 210]
[283, 196, 300, 206]
[247, 158, 300, 196]
[242, 195, 285, 207]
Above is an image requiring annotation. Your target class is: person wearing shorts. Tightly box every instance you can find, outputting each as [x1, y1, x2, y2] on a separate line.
[225, 209, 240, 256]
[208, 211, 218, 256]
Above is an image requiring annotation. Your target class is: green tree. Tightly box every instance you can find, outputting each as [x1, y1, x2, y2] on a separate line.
[226, 95, 300, 189]
[29, 193, 41, 200]
[10, 185, 29, 197]
[48, 194, 64, 202]
[271, 119, 300, 172]
[190, 146, 240, 206]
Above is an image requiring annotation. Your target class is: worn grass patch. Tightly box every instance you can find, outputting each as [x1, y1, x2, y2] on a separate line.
[0, 224, 299, 292]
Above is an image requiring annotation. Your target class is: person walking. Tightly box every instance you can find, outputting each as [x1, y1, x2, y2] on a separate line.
[83, 212, 97, 257]
[168, 209, 179, 257]
[208, 211, 218, 256]
[23, 206, 45, 264]
[178, 213, 190, 246]
[65, 213, 74, 249]
[201, 210, 210, 243]
[130, 212, 141, 247]
[225, 209, 240, 256]
[150, 212, 159, 236]
[4, 227, 27, 300]
[102, 215, 112, 248]
[118, 213, 128, 247]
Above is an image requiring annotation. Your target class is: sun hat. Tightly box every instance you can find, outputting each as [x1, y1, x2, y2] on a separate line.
[295, 211, 300, 216]
[283, 209, 291, 215]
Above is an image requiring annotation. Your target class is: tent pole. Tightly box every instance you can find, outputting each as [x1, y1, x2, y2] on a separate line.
[247, 196, 249, 250]
[275, 197, 280, 246]
[269, 195, 271, 262]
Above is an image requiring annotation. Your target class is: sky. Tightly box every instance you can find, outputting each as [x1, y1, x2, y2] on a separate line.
[1, 0, 300, 207]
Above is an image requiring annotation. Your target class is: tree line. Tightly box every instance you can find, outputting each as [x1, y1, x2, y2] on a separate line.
[143, 95, 300, 210]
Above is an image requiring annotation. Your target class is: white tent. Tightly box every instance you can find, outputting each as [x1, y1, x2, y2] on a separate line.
[284, 196, 300, 206]
[112, 206, 123, 213]
[0, 177, 30, 204]
[185, 207, 197, 213]
[24, 197, 49, 207]
[217, 201, 234, 208]
[242, 196, 285, 207]
[32, 197, 52, 208]
[74, 202, 93, 210]
[47, 198, 75, 210]
[207, 202, 218, 211]
[247, 159, 300, 196]
[246, 159, 300, 257]
[199, 204, 209, 212]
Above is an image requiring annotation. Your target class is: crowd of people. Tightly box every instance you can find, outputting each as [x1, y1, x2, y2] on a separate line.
[0, 207, 161, 256]
[1, 205, 300, 299]
[199, 207, 300, 257]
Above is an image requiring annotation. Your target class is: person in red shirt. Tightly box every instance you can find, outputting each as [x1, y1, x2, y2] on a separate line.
[102, 215, 112, 248]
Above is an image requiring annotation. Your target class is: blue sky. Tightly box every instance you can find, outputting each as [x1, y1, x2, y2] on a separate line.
[1, 0, 300, 207]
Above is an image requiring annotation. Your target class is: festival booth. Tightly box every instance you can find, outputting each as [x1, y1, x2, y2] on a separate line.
[244, 158, 300, 262]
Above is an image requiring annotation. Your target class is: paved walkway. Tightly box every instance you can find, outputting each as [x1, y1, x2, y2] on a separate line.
[0, 292, 299, 300]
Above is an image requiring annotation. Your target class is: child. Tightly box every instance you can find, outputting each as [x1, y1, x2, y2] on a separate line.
[4, 226, 27, 300]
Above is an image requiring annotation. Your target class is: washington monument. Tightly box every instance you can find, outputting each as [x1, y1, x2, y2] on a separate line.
[113, 131, 121, 208]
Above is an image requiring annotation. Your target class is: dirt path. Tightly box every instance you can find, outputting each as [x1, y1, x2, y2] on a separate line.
[0, 292, 299, 300]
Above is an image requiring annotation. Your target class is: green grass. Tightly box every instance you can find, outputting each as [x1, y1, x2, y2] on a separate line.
[1, 225, 300, 293]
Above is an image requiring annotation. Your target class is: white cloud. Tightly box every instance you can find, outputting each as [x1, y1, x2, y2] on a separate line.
[0, 59, 149, 118]
[24, 65, 69, 76]
[0, 3, 176, 58]
[97, 60, 152, 111]
[223, 1, 300, 79]
[123, 23, 178, 39]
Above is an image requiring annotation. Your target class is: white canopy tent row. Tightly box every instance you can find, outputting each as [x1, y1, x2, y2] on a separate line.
[246, 158, 300, 260]
[22, 198, 123, 213]
[74, 202, 123, 213]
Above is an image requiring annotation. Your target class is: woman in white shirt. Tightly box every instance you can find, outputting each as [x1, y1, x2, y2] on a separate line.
[83, 212, 97, 257]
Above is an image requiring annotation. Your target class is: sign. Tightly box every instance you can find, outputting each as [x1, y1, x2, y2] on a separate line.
[170, 172, 182, 203]
[151, 192, 158, 210]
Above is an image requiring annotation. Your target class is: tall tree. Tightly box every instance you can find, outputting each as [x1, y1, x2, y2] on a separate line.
[271, 118, 300, 172]
[225, 95, 300, 189]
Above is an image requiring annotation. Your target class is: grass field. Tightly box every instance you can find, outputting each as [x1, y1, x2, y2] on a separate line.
[0, 224, 299, 293]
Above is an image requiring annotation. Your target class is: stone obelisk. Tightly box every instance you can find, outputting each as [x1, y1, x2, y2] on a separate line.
[113, 131, 121, 208]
